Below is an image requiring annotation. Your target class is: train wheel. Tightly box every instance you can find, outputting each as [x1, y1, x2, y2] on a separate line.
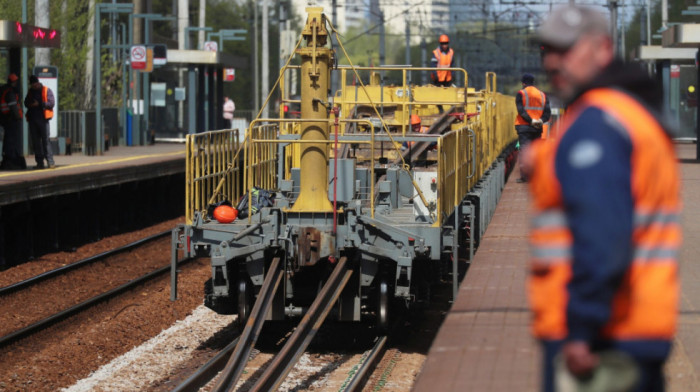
[237, 278, 253, 325]
[377, 279, 390, 332]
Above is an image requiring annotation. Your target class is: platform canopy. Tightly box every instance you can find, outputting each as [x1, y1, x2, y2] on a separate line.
[662, 24, 700, 48]
[637, 45, 698, 60]
[166, 49, 246, 68]
[0, 20, 60, 48]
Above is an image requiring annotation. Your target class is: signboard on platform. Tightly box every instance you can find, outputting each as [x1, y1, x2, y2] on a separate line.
[174, 87, 186, 101]
[34, 66, 58, 138]
[151, 83, 166, 107]
[130, 45, 146, 70]
[671, 64, 681, 78]
[224, 68, 235, 82]
[143, 48, 154, 72]
[153, 44, 167, 66]
[204, 41, 218, 52]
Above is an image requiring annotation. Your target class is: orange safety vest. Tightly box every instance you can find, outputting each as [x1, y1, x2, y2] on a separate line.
[42, 86, 53, 120]
[0, 87, 22, 118]
[528, 88, 681, 341]
[407, 125, 429, 148]
[432, 48, 454, 83]
[515, 86, 546, 126]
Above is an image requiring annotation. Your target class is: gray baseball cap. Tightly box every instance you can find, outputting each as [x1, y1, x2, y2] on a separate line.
[536, 5, 610, 50]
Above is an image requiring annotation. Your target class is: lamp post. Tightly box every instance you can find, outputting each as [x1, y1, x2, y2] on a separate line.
[95, 2, 133, 155]
[131, 13, 176, 145]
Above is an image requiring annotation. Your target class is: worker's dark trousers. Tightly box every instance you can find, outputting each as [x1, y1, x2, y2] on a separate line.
[28, 117, 53, 167]
[515, 125, 541, 181]
[1, 120, 26, 169]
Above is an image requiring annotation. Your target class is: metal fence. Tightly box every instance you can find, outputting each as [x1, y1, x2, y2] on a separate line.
[59, 108, 120, 155]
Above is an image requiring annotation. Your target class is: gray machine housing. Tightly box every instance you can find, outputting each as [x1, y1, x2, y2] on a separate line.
[175, 155, 508, 323]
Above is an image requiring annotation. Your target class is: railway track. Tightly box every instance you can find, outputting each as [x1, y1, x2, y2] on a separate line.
[0, 230, 171, 296]
[171, 254, 398, 392]
[0, 230, 187, 349]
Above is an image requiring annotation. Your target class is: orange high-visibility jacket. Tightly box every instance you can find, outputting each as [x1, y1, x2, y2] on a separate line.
[0, 86, 22, 119]
[528, 88, 681, 341]
[41, 86, 53, 120]
[515, 86, 546, 125]
[432, 48, 454, 83]
[407, 125, 429, 148]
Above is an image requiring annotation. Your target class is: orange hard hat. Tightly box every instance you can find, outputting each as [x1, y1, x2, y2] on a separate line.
[213, 205, 238, 223]
[410, 114, 421, 125]
[439, 34, 449, 43]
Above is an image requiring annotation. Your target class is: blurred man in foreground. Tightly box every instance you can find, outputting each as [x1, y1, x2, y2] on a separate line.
[525, 5, 681, 392]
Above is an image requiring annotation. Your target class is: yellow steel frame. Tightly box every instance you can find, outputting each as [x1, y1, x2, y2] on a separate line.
[185, 73, 517, 227]
[279, 65, 473, 136]
[185, 129, 242, 225]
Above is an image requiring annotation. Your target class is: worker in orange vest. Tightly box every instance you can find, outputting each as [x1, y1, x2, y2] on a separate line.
[401, 114, 430, 151]
[525, 5, 681, 392]
[430, 34, 454, 87]
[514, 73, 550, 183]
[24, 75, 55, 169]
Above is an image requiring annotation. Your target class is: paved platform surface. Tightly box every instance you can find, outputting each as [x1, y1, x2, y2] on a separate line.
[0, 143, 185, 205]
[413, 143, 700, 392]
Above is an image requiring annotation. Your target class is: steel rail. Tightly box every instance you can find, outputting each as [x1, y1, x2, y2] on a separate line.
[250, 256, 352, 392]
[0, 230, 172, 296]
[342, 335, 389, 392]
[212, 255, 284, 392]
[0, 257, 192, 349]
[171, 336, 241, 392]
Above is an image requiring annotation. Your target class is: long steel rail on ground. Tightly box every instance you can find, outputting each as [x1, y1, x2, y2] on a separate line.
[173, 255, 285, 392]
[341, 335, 389, 391]
[0, 230, 172, 296]
[0, 255, 192, 349]
[248, 256, 352, 391]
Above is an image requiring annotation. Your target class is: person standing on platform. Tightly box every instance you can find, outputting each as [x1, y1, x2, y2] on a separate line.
[0, 73, 26, 170]
[430, 34, 454, 87]
[514, 73, 551, 183]
[223, 96, 235, 129]
[525, 5, 681, 392]
[24, 75, 55, 169]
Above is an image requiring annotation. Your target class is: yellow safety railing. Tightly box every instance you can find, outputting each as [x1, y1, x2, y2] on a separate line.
[185, 129, 242, 225]
[434, 73, 517, 226]
[186, 73, 517, 227]
[244, 124, 277, 195]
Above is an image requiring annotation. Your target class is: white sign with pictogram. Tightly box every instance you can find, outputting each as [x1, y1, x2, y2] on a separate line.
[130, 45, 147, 70]
[204, 41, 218, 52]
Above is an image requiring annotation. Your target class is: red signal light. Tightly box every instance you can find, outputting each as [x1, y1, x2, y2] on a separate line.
[49, 30, 57, 39]
[283, 105, 289, 113]
[15, 22, 22, 34]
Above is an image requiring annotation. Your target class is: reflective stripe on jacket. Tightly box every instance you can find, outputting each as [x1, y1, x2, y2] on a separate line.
[515, 86, 546, 125]
[432, 48, 454, 83]
[528, 88, 680, 341]
[0, 87, 22, 118]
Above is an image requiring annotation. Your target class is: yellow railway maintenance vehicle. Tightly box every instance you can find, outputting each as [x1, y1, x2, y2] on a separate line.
[170, 7, 517, 334]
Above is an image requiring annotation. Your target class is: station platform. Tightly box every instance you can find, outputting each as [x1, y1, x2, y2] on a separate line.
[0, 143, 187, 268]
[414, 143, 700, 392]
[0, 143, 185, 206]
